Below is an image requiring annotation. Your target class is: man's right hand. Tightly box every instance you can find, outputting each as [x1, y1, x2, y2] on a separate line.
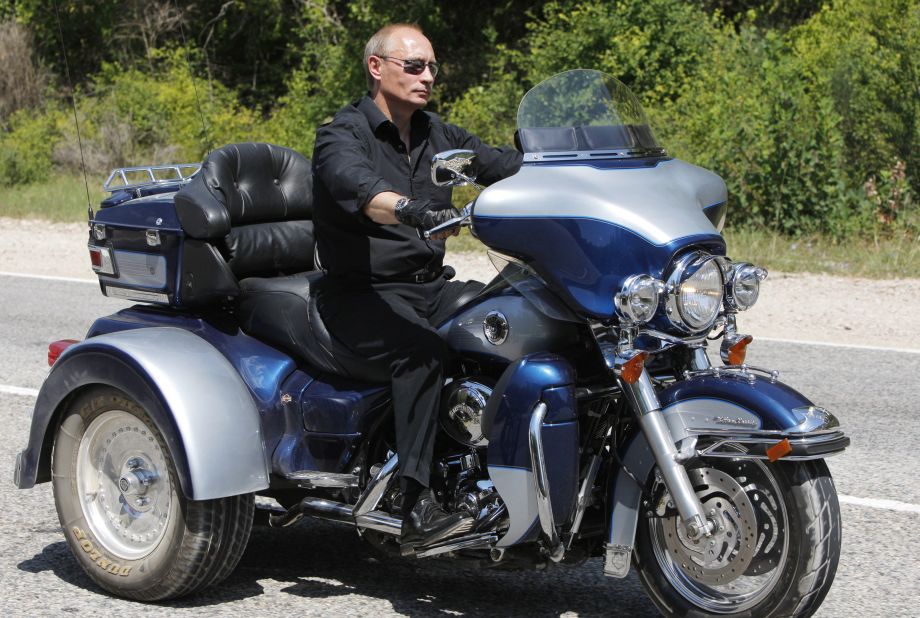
[394, 198, 461, 231]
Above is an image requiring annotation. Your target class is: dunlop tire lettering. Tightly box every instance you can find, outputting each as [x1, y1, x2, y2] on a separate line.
[69, 526, 132, 577]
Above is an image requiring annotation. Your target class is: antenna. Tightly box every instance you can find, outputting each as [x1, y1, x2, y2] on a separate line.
[173, 0, 212, 156]
[52, 0, 93, 221]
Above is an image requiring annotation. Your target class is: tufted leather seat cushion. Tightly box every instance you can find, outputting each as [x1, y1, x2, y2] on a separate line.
[175, 143, 315, 280]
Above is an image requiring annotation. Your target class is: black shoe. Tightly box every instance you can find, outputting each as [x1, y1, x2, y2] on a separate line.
[400, 491, 473, 555]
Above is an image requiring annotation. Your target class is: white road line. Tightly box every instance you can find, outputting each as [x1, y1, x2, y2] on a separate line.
[1, 384, 40, 397]
[758, 336, 920, 355]
[0, 271, 95, 284]
[2, 383, 919, 516]
[837, 494, 920, 514]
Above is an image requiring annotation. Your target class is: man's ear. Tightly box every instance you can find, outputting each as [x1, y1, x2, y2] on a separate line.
[368, 56, 384, 83]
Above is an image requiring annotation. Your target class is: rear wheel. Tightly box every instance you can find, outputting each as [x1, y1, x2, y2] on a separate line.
[52, 387, 254, 601]
[634, 457, 841, 617]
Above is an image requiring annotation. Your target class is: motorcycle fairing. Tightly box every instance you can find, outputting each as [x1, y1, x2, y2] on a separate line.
[604, 373, 849, 577]
[14, 327, 270, 501]
[482, 354, 579, 546]
[472, 159, 727, 318]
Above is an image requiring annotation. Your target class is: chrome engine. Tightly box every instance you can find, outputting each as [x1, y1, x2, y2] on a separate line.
[440, 379, 492, 447]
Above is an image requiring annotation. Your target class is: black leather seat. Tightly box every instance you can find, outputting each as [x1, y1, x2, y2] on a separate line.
[174, 142, 376, 376]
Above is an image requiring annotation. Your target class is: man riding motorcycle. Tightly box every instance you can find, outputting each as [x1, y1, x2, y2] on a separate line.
[311, 23, 522, 552]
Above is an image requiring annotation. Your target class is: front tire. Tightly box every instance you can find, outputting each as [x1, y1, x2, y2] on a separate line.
[51, 387, 254, 601]
[634, 458, 841, 617]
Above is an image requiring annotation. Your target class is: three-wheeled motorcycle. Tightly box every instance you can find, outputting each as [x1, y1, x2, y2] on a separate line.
[14, 70, 847, 615]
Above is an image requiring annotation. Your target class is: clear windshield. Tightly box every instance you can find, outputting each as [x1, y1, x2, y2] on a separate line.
[516, 69, 663, 156]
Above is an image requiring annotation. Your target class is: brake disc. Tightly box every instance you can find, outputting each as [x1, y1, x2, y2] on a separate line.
[661, 467, 759, 586]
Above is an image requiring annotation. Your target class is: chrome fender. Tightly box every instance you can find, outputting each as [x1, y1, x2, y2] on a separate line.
[14, 327, 269, 500]
[604, 373, 847, 578]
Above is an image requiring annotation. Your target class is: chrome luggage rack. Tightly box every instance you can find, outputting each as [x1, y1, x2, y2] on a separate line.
[103, 163, 201, 193]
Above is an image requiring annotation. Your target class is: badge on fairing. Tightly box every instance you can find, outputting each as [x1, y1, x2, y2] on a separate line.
[483, 311, 509, 345]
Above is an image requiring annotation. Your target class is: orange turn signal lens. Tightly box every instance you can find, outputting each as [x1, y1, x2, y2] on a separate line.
[726, 335, 754, 365]
[766, 438, 792, 462]
[619, 351, 648, 384]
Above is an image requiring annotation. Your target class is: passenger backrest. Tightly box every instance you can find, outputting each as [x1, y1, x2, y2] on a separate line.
[173, 143, 315, 305]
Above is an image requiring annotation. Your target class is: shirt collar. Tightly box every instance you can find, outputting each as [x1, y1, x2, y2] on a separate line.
[356, 94, 431, 135]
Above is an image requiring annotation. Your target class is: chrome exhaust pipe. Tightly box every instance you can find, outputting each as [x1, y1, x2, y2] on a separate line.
[269, 496, 354, 528]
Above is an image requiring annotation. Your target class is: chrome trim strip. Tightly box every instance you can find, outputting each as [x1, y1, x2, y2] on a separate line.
[353, 454, 398, 518]
[682, 364, 780, 383]
[355, 510, 402, 535]
[696, 431, 849, 461]
[283, 471, 360, 489]
[523, 148, 666, 162]
[103, 286, 170, 304]
[528, 402, 565, 561]
[415, 532, 498, 558]
[686, 427, 844, 439]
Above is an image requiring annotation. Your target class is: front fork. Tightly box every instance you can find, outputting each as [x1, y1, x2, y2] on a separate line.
[615, 346, 716, 540]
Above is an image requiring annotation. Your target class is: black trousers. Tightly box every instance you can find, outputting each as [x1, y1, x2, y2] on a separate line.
[316, 274, 484, 487]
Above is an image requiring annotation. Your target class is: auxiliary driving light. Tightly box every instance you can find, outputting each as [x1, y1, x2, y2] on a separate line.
[726, 262, 767, 311]
[615, 275, 663, 324]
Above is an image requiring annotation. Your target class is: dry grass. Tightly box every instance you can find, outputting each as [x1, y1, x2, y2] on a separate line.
[0, 174, 104, 221]
[722, 227, 920, 279]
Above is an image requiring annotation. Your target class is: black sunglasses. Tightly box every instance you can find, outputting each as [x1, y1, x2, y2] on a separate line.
[380, 55, 439, 78]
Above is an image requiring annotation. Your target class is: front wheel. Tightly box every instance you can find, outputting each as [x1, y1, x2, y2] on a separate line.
[51, 387, 254, 601]
[634, 457, 841, 617]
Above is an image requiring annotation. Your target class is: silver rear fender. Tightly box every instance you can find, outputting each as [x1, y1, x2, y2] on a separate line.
[14, 327, 269, 500]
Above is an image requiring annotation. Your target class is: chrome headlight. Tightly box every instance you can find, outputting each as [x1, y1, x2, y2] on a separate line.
[615, 274, 663, 324]
[666, 253, 724, 333]
[725, 262, 768, 311]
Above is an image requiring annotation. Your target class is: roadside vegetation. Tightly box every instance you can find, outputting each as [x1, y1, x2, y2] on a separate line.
[1, 0, 917, 278]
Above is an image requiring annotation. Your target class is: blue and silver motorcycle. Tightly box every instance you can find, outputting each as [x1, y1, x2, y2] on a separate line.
[15, 69, 847, 615]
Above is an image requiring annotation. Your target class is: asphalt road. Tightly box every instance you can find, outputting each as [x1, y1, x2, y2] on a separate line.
[1, 274, 919, 617]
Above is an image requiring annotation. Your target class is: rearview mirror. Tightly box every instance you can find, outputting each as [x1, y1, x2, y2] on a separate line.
[430, 150, 477, 188]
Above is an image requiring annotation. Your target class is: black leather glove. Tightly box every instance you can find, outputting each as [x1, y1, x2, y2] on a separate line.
[394, 197, 460, 231]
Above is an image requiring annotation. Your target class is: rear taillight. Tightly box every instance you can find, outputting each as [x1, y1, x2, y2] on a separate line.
[48, 339, 80, 366]
[88, 244, 115, 275]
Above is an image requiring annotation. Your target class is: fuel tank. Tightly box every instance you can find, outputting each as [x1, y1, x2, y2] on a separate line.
[437, 287, 583, 363]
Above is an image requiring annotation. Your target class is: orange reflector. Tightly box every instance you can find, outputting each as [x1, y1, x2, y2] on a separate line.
[619, 351, 648, 384]
[727, 335, 754, 365]
[766, 438, 792, 462]
[48, 339, 79, 366]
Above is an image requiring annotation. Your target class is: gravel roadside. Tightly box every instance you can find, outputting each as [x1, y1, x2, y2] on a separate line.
[2, 216, 917, 351]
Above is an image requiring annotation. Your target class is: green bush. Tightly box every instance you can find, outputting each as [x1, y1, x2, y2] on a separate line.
[0, 106, 65, 185]
[1, 46, 268, 187]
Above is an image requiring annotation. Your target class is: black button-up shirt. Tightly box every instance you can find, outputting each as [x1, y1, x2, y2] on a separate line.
[312, 95, 522, 281]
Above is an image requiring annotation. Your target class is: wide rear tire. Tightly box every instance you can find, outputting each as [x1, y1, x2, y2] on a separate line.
[51, 387, 254, 601]
[634, 458, 841, 617]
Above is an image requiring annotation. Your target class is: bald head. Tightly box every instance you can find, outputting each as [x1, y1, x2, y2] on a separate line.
[364, 23, 430, 91]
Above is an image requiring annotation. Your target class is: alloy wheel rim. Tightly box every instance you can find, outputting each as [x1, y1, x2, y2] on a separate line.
[75, 410, 172, 560]
[649, 457, 789, 613]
